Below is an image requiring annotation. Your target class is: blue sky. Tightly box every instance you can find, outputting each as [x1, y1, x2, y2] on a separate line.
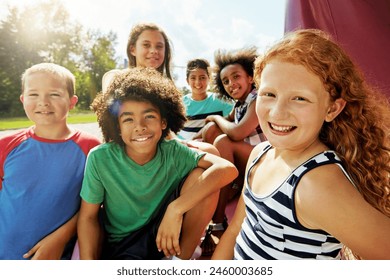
[0, 0, 287, 87]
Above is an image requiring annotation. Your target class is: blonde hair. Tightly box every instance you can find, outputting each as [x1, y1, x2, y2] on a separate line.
[21, 63, 75, 97]
[254, 29, 390, 259]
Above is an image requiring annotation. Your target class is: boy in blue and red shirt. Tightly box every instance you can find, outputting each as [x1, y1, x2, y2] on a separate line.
[0, 63, 101, 260]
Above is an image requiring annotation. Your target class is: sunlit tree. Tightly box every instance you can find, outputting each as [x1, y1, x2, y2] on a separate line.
[0, 0, 118, 117]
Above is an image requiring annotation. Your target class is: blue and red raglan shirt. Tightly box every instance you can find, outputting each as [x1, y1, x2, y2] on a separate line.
[0, 127, 100, 259]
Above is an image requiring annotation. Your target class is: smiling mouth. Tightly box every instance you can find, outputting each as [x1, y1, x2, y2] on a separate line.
[269, 123, 296, 133]
[132, 136, 152, 142]
[230, 88, 239, 95]
[36, 111, 53, 115]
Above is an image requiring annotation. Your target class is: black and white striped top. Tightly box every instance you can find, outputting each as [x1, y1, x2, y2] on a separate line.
[234, 143, 354, 260]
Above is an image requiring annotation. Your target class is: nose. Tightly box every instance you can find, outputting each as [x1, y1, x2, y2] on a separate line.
[150, 47, 158, 54]
[38, 95, 50, 106]
[134, 119, 147, 132]
[269, 98, 288, 119]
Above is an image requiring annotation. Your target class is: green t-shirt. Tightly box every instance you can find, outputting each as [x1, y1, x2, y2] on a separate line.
[80, 139, 204, 242]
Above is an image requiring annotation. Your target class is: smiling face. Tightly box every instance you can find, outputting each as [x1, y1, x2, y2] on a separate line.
[118, 99, 167, 165]
[130, 29, 165, 70]
[220, 63, 253, 102]
[256, 60, 338, 152]
[20, 72, 77, 130]
[187, 68, 209, 100]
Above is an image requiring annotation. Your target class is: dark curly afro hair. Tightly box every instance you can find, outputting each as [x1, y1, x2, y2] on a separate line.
[212, 46, 257, 100]
[91, 67, 186, 145]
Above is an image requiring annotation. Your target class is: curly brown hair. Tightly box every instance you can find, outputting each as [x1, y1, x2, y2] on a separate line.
[126, 22, 173, 80]
[212, 46, 257, 100]
[254, 29, 390, 259]
[91, 67, 186, 145]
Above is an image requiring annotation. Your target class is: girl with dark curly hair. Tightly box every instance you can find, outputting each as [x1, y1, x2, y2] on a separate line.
[77, 67, 238, 260]
[213, 29, 390, 260]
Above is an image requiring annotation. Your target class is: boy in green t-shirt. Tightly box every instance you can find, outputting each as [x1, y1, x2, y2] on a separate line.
[77, 67, 238, 260]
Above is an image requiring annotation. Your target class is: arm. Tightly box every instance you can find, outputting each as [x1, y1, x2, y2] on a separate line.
[77, 200, 104, 260]
[205, 101, 258, 141]
[211, 194, 246, 259]
[156, 152, 239, 256]
[211, 142, 265, 259]
[296, 164, 390, 259]
[23, 213, 78, 260]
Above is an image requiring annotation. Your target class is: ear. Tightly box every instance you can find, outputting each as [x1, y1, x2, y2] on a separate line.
[69, 95, 78, 109]
[161, 118, 167, 130]
[130, 45, 136, 57]
[325, 98, 346, 122]
[248, 75, 254, 85]
[20, 94, 24, 103]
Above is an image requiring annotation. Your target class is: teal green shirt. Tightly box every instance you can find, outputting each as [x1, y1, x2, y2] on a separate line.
[80, 139, 204, 242]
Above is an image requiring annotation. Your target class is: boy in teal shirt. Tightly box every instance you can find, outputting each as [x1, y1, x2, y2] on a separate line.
[78, 67, 238, 260]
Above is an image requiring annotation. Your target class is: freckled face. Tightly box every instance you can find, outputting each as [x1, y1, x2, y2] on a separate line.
[118, 100, 167, 163]
[256, 60, 332, 151]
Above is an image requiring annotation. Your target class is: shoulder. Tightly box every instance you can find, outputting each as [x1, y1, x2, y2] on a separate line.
[0, 128, 29, 144]
[295, 162, 358, 228]
[0, 128, 30, 154]
[161, 139, 189, 151]
[75, 130, 101, 143]
[161, 139, 201, 157]
[182, 94, 192, 102]
[248, 141, 271, 162]
[71, 129, 102, 155]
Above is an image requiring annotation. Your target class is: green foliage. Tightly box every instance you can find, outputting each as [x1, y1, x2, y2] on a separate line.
[0, 0, 118, 117]
[0, 111, 97, 130]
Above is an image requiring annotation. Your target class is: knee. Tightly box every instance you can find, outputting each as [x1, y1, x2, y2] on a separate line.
[203, 122, 221, 143]
[213, 134, 231, 149]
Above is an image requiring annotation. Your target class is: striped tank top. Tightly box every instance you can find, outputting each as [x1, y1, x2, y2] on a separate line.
[234, 143, 354, 260]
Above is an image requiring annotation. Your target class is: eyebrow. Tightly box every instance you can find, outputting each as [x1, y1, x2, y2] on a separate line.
[119, 108, 159, 118]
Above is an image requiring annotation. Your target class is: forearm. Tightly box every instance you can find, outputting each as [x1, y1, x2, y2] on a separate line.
[170, 163, 238, 216]
[211, 226, 237, 260]
[210, 115, 237, 136]
[51, 213, 78, 248]
[212, 195, 246, 260]
[77, 216, 103, 259]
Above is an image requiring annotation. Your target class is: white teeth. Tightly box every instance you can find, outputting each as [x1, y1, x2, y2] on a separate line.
[271, 124, 294, 132]
[133, 137, 149, 142]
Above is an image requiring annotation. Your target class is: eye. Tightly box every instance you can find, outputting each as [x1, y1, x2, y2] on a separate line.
[122, 117, 133, 123]
[260, 92, 275, 98]
[145, 114, 156, 119]
[222, 79, 229, 86]
[50, 92, 60, 97]
[292, 96, 307, 101]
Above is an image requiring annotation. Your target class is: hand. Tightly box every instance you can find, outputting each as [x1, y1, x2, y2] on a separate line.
[191, 129, 204, 141]
[155, 204, 183, 258]
[204, 115, 216, 123]
[23, 233, 65, 260]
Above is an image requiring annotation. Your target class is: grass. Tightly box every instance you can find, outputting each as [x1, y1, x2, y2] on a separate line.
[0, 112, 97, 131]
